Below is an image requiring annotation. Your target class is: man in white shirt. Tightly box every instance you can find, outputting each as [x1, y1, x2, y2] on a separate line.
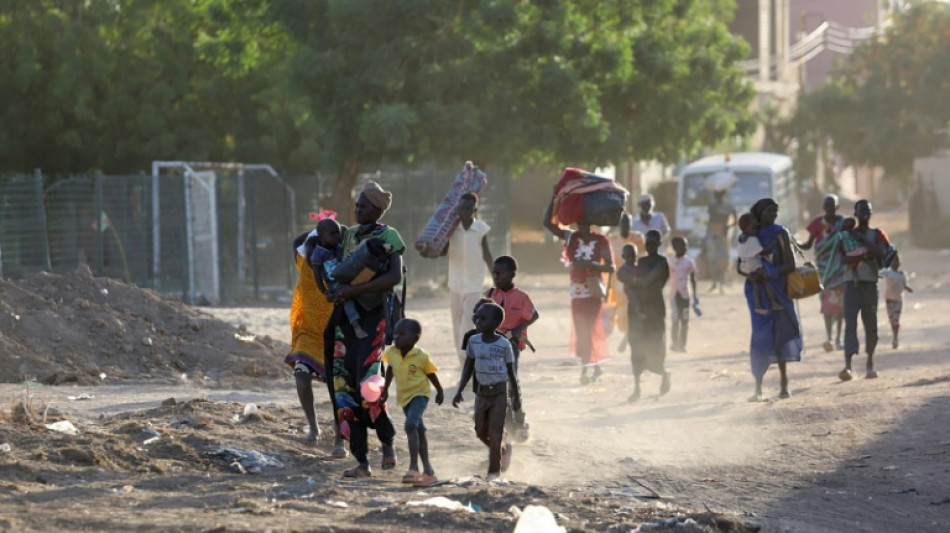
[630, 193, 671, 239]
[445, 193, 493, 366]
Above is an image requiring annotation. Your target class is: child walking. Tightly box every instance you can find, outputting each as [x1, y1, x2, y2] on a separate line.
[381, 318, 444, 486]
[486, 255, 538, 442]
[737, 213, 783, 314]
[453, 302, 523, 480]
[618, 231, 671, 401]
[880, 252, 912, 349]
[616, 244, 643, 320]
[668, 237, 698, 352]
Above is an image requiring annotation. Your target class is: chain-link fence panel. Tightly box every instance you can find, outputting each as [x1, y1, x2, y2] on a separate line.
[99, 174, 151, 287]
[154, 172, 190, 297]
[244, 171, 295, 300]
[45, 173, 152, 285]
[0, 172, 50, 278]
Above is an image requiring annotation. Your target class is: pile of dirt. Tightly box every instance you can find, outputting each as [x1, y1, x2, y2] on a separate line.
[0, 266, 288, 386]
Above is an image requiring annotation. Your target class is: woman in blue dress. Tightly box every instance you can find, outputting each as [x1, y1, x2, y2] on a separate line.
[739, 198, 803, 401]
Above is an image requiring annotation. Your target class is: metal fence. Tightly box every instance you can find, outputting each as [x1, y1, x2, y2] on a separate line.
[0, 168, 297, 305]
[1, 164, 511, 302]
[0, 172, 50, 279]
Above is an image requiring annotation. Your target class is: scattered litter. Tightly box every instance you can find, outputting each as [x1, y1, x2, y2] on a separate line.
[325, 500, 348, 508]
[368, 496, 395, 507]
[11, 313, 20, 321]
[99, 288, 109, 296]
[0, 443, 12, 453]
[143, 436, 160, 445]
[67, 392, 94, 401]
[849, 455, 871, 461]
[204, 447, 282, 474]
[509, 505, 522, 518]
[234, 333, 257, 343]
[452, 476, 485, 487]
[890, 488, 916, 494]
[141, 336, 153, 346]
[513, 505, 565, 532]
[46, 420, 79, 435]
[636, 517, 685, 531]
[99, 373, 107, 381]
[882, 465, 897, 471]
[406, 497, 475, 512]
[243, 403, 259, 416]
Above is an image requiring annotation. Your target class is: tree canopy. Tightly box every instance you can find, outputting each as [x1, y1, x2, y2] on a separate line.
[792, 1, 950, 181]
[270, 0, 754, 213]
[2, 0, 754, 212]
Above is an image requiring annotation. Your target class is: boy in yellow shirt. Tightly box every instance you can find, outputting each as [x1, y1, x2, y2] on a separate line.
[381, 318, 444, 485]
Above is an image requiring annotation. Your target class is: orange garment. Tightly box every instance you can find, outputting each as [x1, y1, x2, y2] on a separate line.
[486, 286, 536, 344]
[286, 253, 334, 379]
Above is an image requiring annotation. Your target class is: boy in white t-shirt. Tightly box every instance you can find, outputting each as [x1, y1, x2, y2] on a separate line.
[444, 192, 493, 366]
[668, 237, 699, 352]
[880, 252, 912, 349]
[452, 302, 522, 480]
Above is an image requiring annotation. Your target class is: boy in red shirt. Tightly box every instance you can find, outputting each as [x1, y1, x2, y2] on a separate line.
[486, 255, 538, 442]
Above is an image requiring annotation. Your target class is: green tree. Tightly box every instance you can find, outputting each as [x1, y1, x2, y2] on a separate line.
[793, 2, 950, 183]
[270, 0, 754, 218]
[0, 0, 294, 174]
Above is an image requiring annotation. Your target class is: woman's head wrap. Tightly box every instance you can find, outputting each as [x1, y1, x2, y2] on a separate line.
[750, 198, 778, 224]
[360, 181, 392, 216]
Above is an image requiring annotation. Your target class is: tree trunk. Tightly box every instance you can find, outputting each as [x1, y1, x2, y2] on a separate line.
[325, 160, 361, 225]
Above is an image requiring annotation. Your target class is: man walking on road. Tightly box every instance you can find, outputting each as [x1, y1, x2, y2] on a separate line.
[839, 200, 891, 382]
[445, 193, 493, 366]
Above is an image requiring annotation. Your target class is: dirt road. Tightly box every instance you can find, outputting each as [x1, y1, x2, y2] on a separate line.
[1, 244, 948, 532]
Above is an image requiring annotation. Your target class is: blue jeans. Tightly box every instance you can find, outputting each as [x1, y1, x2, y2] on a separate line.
[844, 281, 878, 357]
[402, 396, 428, 434]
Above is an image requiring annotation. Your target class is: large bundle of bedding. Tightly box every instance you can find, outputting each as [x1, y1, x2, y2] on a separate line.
[551, 167, 628, 227]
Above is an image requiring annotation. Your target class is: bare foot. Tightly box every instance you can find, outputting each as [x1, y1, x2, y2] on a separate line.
[838, 368, 853, 382]
[332, 435, 348, 458]
[778, 390, 790, 399]
[580, 375, 592, 386]
[892, 339, 899, 349]
[304, 430, 319, 446]
[592, 366, 603, 382]
[866, 369, 878, 379]
[660, 371, 671, 396]
[628, 390, 641, 403]
[822, 340, 834, 352]
[748, 393, 764, 402]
